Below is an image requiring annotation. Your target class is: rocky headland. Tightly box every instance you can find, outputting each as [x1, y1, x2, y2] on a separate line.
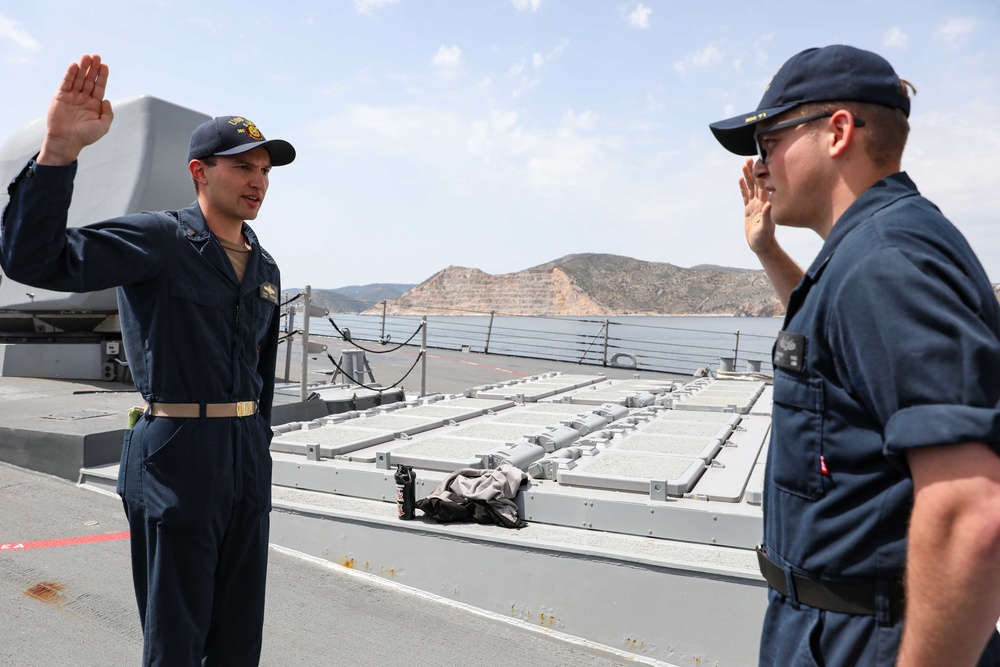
[360, 253, 785, 317]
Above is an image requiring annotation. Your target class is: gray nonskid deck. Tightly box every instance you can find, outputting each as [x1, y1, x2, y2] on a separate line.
[259, 372, 773, 664]
[73, 368, 770, 665]
[269, 485, 766, 666]
[0, 462, 661, 667]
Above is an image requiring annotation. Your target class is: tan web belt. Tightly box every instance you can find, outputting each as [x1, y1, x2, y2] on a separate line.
[148, 401, 258, 418]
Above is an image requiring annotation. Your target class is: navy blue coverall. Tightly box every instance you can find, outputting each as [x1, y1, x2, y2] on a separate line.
[0, 159, 280, 666]
[761, 172, 1000, 665]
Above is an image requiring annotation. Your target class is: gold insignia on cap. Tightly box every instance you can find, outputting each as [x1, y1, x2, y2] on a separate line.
[227, 117, 264, 141]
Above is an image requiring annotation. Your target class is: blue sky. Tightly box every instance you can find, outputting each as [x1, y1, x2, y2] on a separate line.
[1, 0, 998, 289]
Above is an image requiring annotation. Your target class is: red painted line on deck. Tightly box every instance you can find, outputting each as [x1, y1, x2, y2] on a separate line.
[0, 531, 130, 552]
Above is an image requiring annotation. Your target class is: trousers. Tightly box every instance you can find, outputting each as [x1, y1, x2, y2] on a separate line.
[117, 413, 273, 666]
[759, 588, 1000, 666]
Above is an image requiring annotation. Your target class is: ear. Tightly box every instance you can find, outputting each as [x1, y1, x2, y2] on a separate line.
[189, 159, 209, 186]
[828, 110, 860, 158]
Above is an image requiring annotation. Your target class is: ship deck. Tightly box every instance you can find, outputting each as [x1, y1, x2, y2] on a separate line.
[1, 343, 771, 666]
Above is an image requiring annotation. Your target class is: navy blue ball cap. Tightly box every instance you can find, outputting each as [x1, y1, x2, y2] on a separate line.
[188, 115, 296, 166]
[709, 45, 911, 156]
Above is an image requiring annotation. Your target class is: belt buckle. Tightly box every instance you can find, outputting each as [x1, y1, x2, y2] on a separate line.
[236, 401, 255, 417]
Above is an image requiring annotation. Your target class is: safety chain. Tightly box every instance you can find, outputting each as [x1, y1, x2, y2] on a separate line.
[280, 292, 302, 308]
[326, 316, 424, 354]
[277, 329, 302, 344]
[324, 349, 425, 393]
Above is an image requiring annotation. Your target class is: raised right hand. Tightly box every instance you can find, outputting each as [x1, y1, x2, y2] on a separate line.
[38, 54, 114, 166]
[739, 158, 775, 256]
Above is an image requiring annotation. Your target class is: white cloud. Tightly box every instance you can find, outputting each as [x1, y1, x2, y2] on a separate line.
[562, 109, 596, 131]
[507, 60, 526, 78]
[354, 0, 400, 13]
[526, 130, 611, 192]
[532, 38, 568, 69]
[674, 43, 724, 74]
[907, 101, 1000, 226]
[508, 39, 568, 98]
[467, 110, 521, 167]
[628, 4, 652, 29]
[312, 101, 612, 196]
[511, 0, 541, 11]
[432, 44, 462, 68]
[645, 88, 664, 112]
[512, 75, 540, 98]
[187, 17, 216, 31]
[311, 104, 463, 155]
[752, 33, 773, 69]
[882, 26, 908, 49]
[432, 45, 462, 79]
[936, 17, 977, 44]
[524, 141, 604, 191]
[0, 14, 40, 51]
[470, 108, 611, 192]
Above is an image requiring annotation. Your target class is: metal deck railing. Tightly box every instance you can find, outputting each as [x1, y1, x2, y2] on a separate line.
[281, 288, 780, 396]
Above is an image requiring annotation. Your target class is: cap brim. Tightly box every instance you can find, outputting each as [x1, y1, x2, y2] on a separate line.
[214, 139, 296, 167]
[709, 103, 800, 156]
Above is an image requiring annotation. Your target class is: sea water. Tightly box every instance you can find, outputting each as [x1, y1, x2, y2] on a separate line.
[310, 314, 783, 376]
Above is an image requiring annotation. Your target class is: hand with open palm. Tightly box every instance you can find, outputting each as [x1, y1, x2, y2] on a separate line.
[739, 157, 775, 256]
[39, 54, 114, 166]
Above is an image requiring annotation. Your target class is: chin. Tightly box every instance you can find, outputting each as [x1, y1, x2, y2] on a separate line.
[771, 211, 807, 229]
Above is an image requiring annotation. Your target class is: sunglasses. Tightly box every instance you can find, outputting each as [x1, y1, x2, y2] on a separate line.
[754, 112, 865, 163]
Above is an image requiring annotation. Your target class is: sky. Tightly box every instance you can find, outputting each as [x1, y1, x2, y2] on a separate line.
[1, 0, 998, 289]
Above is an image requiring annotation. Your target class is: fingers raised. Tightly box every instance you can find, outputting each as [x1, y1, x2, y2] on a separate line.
[739, 158, 757, 205]
[741, 159, 755, 191]
[58, 59, 81, 94]
[94, 62, 109, 101]
[61, 54, 108, 98]
[81, 55, 106, 98]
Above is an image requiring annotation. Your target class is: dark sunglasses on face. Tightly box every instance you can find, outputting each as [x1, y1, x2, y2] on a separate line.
[754, 112, 865, 163]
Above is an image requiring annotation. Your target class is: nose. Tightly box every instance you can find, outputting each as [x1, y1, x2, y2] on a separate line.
[249, 170, 267, 190]
[752, 157, 768, 179]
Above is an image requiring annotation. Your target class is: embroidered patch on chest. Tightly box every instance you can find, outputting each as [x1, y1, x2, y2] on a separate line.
[773, 330, 806, 372]
[259, 282, 279, 305]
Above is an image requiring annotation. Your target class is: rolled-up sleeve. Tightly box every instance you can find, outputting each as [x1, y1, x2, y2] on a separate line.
[830, 243, 1000, 463]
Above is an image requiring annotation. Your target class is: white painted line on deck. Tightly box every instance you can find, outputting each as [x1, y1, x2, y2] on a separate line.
[426, 353, 528, 377]
[270, 543, 677, 667]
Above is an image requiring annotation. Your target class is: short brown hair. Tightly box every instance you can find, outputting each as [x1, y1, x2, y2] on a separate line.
[800, 79, 916, 168]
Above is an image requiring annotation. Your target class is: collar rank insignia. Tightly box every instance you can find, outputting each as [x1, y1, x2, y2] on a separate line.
[259, 282, 279, 305]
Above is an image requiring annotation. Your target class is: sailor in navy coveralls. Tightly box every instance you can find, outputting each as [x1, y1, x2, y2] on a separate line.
[0, 55, 296, 666]
[710, 46, 1000, 666]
